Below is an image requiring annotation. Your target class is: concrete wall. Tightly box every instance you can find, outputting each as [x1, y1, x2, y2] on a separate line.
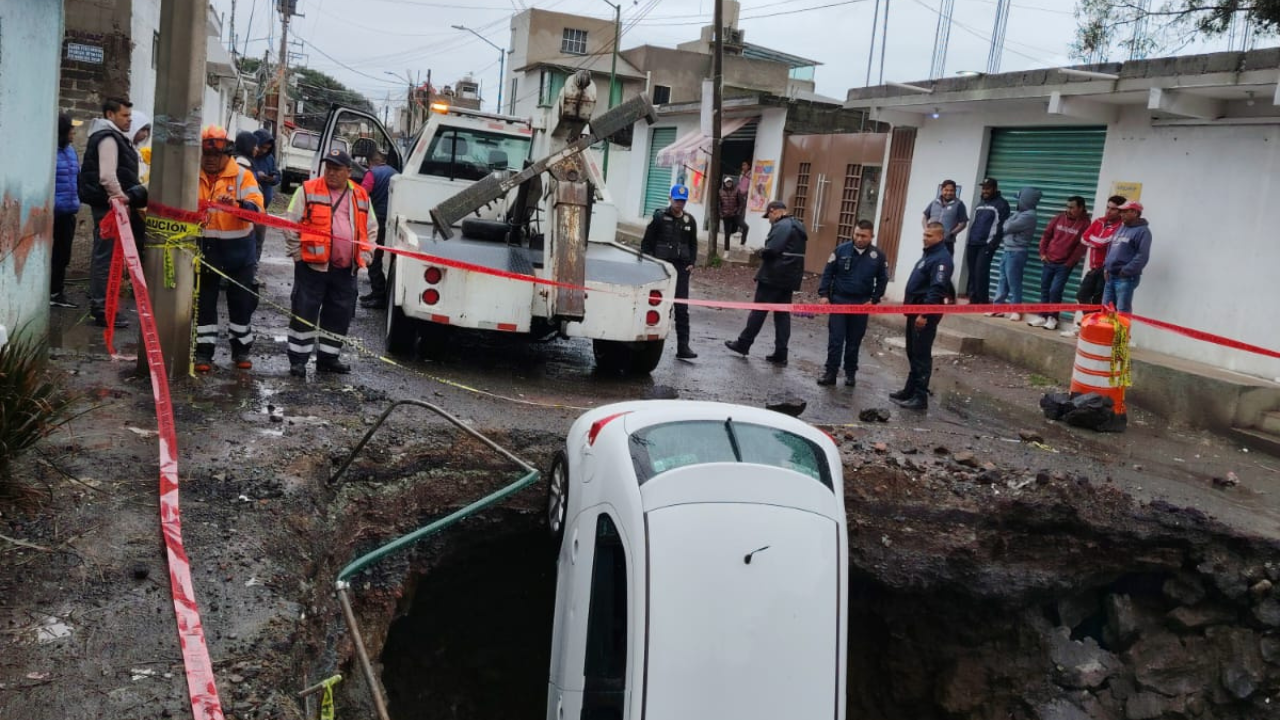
[872, 103, 1280, 381]
[129, 0, 161, 119]
[621, 46, 789, 106]
[517, 8, 620, 67]
[1, 0, 64, 343]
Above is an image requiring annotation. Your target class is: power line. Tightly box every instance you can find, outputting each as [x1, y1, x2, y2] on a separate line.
[930, 0, 955, 79]
[631, 0, 868, 26]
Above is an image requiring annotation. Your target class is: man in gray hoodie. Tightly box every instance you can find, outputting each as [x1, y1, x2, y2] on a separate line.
[988, 186, 1041, 322]
[1102, 200, 1151, 313]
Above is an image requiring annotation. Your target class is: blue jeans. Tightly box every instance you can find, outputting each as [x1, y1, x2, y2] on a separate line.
[1102, 275, 1141, 313]
[1039, 261, 1072, 317]
[994, 249, 1028, 305]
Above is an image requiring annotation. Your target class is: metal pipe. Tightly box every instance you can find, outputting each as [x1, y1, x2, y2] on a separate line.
[887, 81, 934, 94]
[297, 674, 342, 698]
[337, 587, 391, 720]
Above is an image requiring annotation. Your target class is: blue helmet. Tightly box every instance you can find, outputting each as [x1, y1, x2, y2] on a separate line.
[670, 184, 690, 201]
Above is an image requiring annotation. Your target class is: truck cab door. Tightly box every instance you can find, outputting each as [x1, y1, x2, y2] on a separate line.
[313, 104, 404, 181]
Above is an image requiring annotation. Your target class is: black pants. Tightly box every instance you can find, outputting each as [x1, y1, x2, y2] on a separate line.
[736, 282, 792, 355]
[964, 243, 998, 303]
[1077, 267, 1105, 305]
[904, 314, 939, 397]
[366, 220, 388, 298]
[51, 212, 77, 296]
[825, 297, 869, 374]
[674, 264, 691, 346]
[722, 216, 747, 244]
[195, 238, 259, 362]
[944, 239, 956, 259]
[287, 262, 358, 365]
[254, 224, 267, 264]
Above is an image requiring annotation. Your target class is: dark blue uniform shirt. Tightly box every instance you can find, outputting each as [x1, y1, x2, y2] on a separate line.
[818, 242, 889, 302]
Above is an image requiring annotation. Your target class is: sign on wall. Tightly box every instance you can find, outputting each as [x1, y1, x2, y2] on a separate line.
[747, 160, 776, 213]
[66, 42, 104, 64]
[1109, 181, 1142, 201]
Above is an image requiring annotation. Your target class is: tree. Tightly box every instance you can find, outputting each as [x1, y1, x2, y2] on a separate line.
[235, 58, 373, 131]
[1073, 0, 1279, 62]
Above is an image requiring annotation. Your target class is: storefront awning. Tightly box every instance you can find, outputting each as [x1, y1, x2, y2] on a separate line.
[655, 117, 754, 168]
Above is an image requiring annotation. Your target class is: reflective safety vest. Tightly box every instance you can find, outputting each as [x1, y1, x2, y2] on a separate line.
[299, 176, 371, 268]
[199, 158, 262, 239]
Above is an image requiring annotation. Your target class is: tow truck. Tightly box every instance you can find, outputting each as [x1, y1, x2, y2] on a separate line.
[314, 72, 675, 374]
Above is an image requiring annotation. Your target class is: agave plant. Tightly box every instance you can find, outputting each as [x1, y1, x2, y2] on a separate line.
[0, 334, 82, 479]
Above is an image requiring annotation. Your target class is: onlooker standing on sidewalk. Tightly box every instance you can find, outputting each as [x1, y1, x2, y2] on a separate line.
[283, 149, 377, 378]
[1102, 201, 1151, 313]
[359, 149, 399, 310]
[51, 114, 82, 309]
[989, 186, 1041, 322]
[1028, 195, 1090, 331]
[717, 176, 747, 245]
[963, 178, 1009, 304]
[890, 222, 955, 411]
[250, 130, 280, 264]
[815, 220, 887, 388]
[80, 97, 143, 329]
[922, 179, 968, 258]
[1061, 195, 1126, 336]
[641, 184, 699, 359]
[724, 200, 807, 366]
[233, 131, 257, 172]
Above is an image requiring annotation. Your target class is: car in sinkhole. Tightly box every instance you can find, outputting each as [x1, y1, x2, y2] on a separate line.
[545, 400, 849, 720]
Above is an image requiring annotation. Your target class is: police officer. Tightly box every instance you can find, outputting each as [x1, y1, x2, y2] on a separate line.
[641, 184, 698, 359]
[891, 221, 955, 411]
[816, 219, 888, 387]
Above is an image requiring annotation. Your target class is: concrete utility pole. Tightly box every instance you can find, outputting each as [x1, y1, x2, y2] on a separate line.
[707, 0, 723, 259]
[144, 0, 208, 376]
[275, 4, 291, 134]
[600, 0, 622, 181]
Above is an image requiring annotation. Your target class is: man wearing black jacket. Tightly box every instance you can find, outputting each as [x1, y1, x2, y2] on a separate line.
[725, 200, 807, 366]
[80, 97, 144, 328]
[891, 222, 955, 410]
[963, 177, 1010, 304]
[641, 184, 699, 359]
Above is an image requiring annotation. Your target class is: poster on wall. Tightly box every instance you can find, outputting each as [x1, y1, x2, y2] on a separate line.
[680, 156, 709, 204]
[1109, 181, 1142, 201]
[747, 160, 776, 213]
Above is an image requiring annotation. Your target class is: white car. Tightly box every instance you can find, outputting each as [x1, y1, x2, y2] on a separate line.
[546, 400, 849, 720]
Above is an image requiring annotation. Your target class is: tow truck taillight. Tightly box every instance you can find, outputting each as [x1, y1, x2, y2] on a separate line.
[645, 310, 660, 325]
[588, 412, 631, 446]
[424, 266, 443, 284]
[422, 289, 440, 305]
[648, 290, 663, 306]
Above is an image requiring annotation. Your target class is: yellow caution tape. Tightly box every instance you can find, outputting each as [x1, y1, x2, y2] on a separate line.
[319, 674, 342, 720]
[143, 214, 202, 289]
[1106, 312, 1133, 388]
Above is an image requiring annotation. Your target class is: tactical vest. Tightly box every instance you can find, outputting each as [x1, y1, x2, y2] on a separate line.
[651, 209, 694, 262]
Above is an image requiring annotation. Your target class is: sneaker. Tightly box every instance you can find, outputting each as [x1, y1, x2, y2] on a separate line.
[1007, 313, 1022, 322]
[50, 293, 78, 309]
[1059, 327, 1078, 338]
[1044, 317, 1059, 331]
[982, 311, 997, 317]
[1027, 316, 1048, 328]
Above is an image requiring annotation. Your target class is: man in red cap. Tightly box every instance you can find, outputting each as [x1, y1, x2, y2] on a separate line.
[1101, 200, 1151, 313]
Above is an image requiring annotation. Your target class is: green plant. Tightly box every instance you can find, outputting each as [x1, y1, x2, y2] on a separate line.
[0, 335, 83, 478]
[1028, 373, 1057, 388]
[706, 254, 724, 269]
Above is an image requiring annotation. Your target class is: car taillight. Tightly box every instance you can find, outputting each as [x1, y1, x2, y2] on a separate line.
[422, 289, 440, 305]
[588, 412, 631, 446]
[424, 266, 443, 284]
[648, 290, 662, 306]
[645, 310, 660, 325]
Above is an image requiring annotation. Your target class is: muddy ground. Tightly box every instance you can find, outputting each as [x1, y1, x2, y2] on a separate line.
[3, 230, 1280, 720]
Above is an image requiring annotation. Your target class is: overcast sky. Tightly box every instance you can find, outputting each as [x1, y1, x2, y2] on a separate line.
[210, 0, 1258, 116]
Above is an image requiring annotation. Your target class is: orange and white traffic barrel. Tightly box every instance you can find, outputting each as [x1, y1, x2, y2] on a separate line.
[1070, 312, 1132, 425]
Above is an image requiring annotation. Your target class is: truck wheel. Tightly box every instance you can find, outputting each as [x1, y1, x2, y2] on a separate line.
[592, 339, 628, 374]
[385, 264, 418, 356]
[627, 339, 666, 374]
[546, 450, 570, 543]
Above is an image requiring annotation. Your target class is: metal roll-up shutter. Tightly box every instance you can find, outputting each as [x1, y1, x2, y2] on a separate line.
[984, 127, 1107, 314]
[644, 127, 677, 217]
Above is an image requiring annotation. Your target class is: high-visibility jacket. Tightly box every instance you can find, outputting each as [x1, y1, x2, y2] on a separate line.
[294, 176, 372, 268]
[199, 157, 263, 239]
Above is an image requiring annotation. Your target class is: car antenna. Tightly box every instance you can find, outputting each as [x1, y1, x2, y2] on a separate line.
[743, 546, 770, 564]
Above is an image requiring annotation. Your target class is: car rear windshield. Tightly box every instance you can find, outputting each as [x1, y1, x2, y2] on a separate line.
[291, 134, 349, 153]
[629, 420, 832, 489]
[419, 128, 531, 181]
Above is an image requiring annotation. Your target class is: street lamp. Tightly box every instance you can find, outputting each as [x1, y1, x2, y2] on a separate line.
[385, 70, 417, 135]
[599, 0, 622, 181]
[452, 24, 506, 114]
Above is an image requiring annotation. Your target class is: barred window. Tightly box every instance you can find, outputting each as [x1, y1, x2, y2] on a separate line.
[562, 28, 588, 55]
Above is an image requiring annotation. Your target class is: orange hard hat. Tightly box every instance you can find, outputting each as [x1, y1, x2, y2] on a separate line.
[201, 125, 231, 153]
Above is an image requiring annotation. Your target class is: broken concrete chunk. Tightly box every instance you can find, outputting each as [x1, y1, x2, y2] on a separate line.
[1165, 604, 1235, 631]
[953, 451, 979, 468]
[1019, 429, 1045, 443]
[1124, 630, 1212, 696]
[1206, 626, 1264, 700]
[1057, 590, 1101, 632]
[1124, 693, 1169, 720]
[858, 407, 891, 423]
[1252, 598, 1280, 628]
[765, 395, 806, 417]
[1250, 579, 1272, 599]
[1048, 627, 1121, 688]
[1036, 698, 1091, 720]
[1162, 572, 1207, 606]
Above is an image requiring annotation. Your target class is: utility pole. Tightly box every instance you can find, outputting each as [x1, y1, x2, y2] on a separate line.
[274, 1, 291, 135]
[144, 0, 208, 376]
[707, 0, 723, 260]
[600, 0, 621, 181]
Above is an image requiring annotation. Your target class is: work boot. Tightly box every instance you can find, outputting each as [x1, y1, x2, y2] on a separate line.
[893, 391, 928, 411]
[816, 369, 838, 386]
[676, 344, 698, 359]
[316, 358, 352, 374]
[724, 340, 749, 356]
[764, 352, 787, 367]
[359, 291, 377, 302]
[232, 354, 253, 370]
[289, 363, 308, 378]
[889, 384, 914, 401]
[844, 374, 857, 388]
[360, 295, 387, 310]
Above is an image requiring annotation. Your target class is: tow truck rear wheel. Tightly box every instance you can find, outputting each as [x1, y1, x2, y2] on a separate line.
[385, 262, 418, 356]
[592, 338, 665, 375]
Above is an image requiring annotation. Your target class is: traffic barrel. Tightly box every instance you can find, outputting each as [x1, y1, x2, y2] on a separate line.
[1069, 311, 1131, 428]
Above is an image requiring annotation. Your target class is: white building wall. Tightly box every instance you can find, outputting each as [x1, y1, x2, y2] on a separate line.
[129, 0, 161, 119]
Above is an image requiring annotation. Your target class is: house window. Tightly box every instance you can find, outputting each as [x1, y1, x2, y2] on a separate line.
[652, 84, 671, 105]
[582, 513, 627, 716]
[561, 28, 588, 55]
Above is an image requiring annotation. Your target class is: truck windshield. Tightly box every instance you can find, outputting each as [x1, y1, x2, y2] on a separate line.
[629, 420, 833, 489]
[291, 133, 348, 153]
[419, 128, 531, 181]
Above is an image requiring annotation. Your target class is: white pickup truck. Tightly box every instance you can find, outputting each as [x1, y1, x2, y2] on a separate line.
[314, 84, 675, 374]
[281, 129, 348, 192]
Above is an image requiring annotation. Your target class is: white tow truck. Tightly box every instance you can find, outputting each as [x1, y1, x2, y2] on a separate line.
[315, 73, 676, 374]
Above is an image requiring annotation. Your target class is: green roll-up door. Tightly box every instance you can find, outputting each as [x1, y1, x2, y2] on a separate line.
[983, 127, 1106, 315]
[644, 127, 677, 217]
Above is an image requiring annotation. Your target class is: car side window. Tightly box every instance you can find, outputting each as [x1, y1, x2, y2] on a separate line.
[582, 513, 627, 720]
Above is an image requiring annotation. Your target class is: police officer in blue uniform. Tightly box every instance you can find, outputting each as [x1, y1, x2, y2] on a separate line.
[641, 184, 699, 359]
[816, 219, 888, 387]
[892, 221, 955, 410]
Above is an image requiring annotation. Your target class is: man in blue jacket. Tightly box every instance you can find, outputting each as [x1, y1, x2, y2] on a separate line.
[816, 219, 887, 387]
[250, 130, 280, 264]
[52, 113, 82, 308]
[891, 222, 955, 411]
[1102, 200, 1152, 313]
[963, 177, 1009, 304]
